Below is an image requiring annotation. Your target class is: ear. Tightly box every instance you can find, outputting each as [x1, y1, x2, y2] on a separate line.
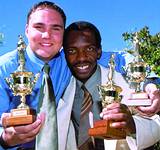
[25, 24, 29, 38]
[97, 47, 102, 60]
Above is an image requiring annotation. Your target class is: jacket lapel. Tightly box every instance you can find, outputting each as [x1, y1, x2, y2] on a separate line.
[57, 76, 76, 150]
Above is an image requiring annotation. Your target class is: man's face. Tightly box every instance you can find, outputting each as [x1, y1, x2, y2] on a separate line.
[25, 8, 64, 61]
[64, 31, 101, 83]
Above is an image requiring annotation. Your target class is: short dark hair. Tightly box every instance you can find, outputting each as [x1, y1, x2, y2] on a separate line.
[27, 1, 66, 27]
[63, 21, 102, 49]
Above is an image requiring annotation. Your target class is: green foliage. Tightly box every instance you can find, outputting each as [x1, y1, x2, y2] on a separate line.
[154, 141, 160, 150]
[122, 26, 160, 77]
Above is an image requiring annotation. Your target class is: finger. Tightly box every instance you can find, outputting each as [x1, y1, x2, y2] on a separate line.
[145, 83, 157, 93]
[145, 84, 159, 99]
[105, 103, 120, 110]
[37, 112, 45, 124]
[1, 113, 11, 118]
[102, 108, 121, 116]
[1, 113, 11, 127]
[103, 113, 127, 121]
[20, 136, 36, 144]
[110, 121, 127, 128]
[17, 121, 42, 142]
[99, 112, 103, 118]
[14, 119, 41, 134]
[137, 98, 159, 115]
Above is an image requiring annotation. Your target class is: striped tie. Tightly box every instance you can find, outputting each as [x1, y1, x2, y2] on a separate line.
[36, 63, 58, 150]
[78, 85, 93, 149]
[80, 85, 93, 117]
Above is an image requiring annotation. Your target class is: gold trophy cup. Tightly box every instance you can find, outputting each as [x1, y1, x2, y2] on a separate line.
[88, 54, 126, 139]
[125, 32, 151, 106]
[3, 35, 39, 127]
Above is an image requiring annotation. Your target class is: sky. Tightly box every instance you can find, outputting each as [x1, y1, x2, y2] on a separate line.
[0, 0, 160, 56]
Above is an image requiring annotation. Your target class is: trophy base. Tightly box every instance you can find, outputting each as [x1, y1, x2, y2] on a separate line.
[125, 92, 152, 106]
[3, 108, 36, 127]
[88, 120, 126, 140]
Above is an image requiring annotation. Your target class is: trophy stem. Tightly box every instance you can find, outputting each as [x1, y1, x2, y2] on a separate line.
[17, 95, 29, 109]
[135, 83, 141, 93]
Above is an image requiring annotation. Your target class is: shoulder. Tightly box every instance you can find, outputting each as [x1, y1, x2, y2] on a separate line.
[99, 64, 124, 79]
[98, 51, 127, 75]
[0, 50, 18, 76]
[54, 49, 67, 64]
[0, 50, 17, 66]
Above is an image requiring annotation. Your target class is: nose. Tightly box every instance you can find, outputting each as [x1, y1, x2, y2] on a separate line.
[42, 30, 51, 39]
[77, 50, 86, 62]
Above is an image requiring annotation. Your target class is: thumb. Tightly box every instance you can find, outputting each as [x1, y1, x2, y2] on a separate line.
[145, 83, 157, 94]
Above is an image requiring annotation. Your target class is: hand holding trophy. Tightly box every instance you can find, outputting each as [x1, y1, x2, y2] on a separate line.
[125, 32, 152, 106]
[3, 35, 39, 127]
[88, 54, 126, 139]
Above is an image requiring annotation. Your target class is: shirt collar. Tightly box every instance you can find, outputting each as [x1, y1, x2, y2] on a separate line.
[26, 45, 60, 72]
[76, 65, 101, 93]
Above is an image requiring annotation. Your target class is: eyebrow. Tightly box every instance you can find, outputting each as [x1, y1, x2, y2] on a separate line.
[34, 22, 63, 27]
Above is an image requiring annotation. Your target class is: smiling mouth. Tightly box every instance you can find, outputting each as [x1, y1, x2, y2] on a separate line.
[77, 65, 89, 70]
[41, 43, 53, 47]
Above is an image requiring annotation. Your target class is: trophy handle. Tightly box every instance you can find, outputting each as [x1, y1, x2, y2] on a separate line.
[31, 73, 40, 87]
[5, 77, 14, 92]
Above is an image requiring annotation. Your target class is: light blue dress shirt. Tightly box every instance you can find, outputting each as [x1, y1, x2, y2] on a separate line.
[0, 46, 71, 149]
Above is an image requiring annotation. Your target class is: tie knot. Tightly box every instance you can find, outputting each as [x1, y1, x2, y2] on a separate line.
[81, 85, 88, 93]
[81, 85, 91, 97]
[43, 63, 50, 75]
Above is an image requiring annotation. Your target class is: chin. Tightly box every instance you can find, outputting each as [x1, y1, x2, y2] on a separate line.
[76, 75, 90, 82]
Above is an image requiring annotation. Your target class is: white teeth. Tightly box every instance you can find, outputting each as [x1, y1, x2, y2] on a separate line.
[42, 43, 52, 46]
[77, 65, 89, 70]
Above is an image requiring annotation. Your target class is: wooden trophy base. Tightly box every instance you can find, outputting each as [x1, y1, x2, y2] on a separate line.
[3, 108, 36, 127]
[88, 120, 126, 140]
[125, 92, 152, 106]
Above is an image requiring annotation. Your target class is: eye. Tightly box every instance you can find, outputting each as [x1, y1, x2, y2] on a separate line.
[33, 24, 44, 32]
[51, 25, 63, 32]
[52, 27, 61, 31]
[87, 46, 96, 52]
[66, 48, 77, 55]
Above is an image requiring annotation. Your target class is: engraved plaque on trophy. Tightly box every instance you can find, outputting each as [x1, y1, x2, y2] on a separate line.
[88, 54, 126, 139]
[3, 35, 40, 127]
[125, 32, 151, 106]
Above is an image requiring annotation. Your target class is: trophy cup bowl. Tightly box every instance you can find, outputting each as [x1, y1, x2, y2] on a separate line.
[88, 54, 126, 139]
[2, 35, 39, 127]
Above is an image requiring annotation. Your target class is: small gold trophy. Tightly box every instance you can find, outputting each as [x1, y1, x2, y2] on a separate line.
[3, 35, 39, 127]
[88, 54, 126, 139]
[125, 32, 151, 106]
